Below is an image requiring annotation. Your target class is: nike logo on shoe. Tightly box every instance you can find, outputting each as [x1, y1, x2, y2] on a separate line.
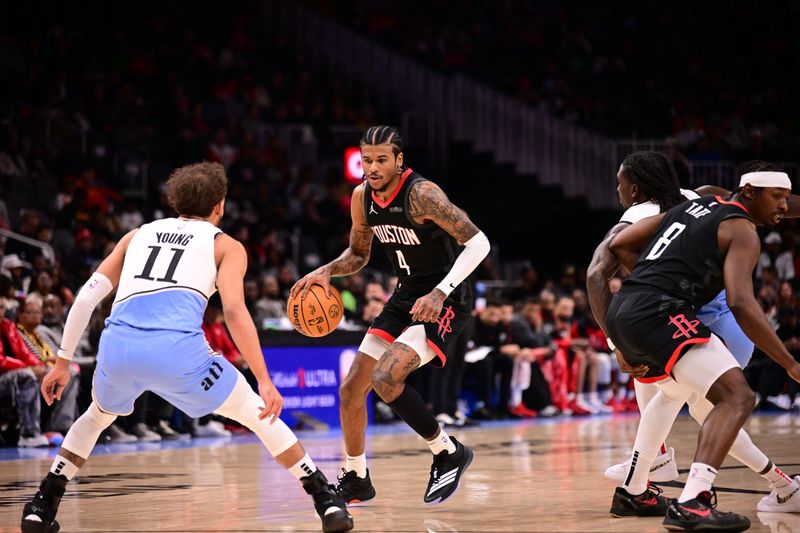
[650, 459, 670, 472]
[777, 486, 800, 505]
[679, 505, 711, 518]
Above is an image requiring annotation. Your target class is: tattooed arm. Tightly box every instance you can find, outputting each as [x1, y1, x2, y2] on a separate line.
[291, 184, 373, 299]
[407, 180, 490, 322]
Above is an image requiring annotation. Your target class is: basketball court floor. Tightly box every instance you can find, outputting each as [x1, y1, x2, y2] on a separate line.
[1, 413, 798, 532]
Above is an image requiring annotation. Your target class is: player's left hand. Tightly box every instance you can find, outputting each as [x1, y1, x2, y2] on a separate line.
[410, 289, 446, 323]
[257, 379, 284, 423]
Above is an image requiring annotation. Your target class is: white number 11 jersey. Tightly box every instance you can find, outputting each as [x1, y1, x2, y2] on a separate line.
[107, 217, 221, 332]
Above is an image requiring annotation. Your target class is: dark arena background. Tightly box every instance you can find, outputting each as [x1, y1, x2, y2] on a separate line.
[1, 1, 799, 532]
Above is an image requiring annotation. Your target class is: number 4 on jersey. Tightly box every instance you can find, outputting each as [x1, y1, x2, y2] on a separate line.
[396, 250, 411, 275]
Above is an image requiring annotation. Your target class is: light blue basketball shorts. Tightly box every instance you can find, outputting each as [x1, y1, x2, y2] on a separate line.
[93, 324, 239, 417]
[697, 290, 754, 368]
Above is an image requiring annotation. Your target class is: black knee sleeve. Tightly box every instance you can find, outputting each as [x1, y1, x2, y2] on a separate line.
[387, 385, 439, 440]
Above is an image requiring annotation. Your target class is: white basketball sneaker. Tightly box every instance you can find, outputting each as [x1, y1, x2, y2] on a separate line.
[758, 476, 800, 513]
[604, 447, 679, 483]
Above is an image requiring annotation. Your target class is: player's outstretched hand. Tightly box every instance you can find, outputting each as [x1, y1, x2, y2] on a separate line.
[411, 289, 446, 323]
[614, 349, 649, 379]
[788, 362, 800, 385]
[290, 268, 331, 300]
[41, 359, 71, 406]
[258, 379, 284, 423]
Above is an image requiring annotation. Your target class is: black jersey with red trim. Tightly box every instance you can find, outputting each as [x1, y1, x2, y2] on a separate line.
[364, 168, 464, 296]
[622, 195, 754, 309]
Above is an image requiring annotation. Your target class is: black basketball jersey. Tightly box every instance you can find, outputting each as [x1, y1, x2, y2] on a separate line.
[623, 195, 754, 309]
[364, 168, 464, 297]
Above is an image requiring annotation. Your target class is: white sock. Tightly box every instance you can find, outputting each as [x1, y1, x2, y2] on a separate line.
[345, 453, 368, 478]
[622, 447, 658, 496]
[623, 387, 685, 495]
[50, 454, 80, 480]
[762, 462, 794, 490]
[427, 428, 456, 455]
[288, 453, 317, 480]
[679, 463, 718, 502]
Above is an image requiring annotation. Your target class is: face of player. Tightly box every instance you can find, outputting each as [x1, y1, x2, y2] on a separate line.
[746, 186, 790, 226]
[616, 166, 639, 209]
[361, 144, 404, 194]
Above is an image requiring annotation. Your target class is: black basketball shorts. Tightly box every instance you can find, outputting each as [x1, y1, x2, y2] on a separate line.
[605, 289, 712, 382]
[365, 288, 472, 368]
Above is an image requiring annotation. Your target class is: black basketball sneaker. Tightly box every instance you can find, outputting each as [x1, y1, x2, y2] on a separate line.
[609, 485, 670, 517]
[663, 490, 750, 532]
[423, 436, 474, 504]
[301, 470, 354, 533]
[21, 473, 66, 533]
[336, 468, 376, 504]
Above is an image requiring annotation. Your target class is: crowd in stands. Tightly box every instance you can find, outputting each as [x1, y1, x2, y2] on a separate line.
[318, 0, 800, 162]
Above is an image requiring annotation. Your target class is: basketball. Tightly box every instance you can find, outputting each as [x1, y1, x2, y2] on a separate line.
[286, 284, 344, 337]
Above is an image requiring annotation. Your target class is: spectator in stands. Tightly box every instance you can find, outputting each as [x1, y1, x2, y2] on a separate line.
[0, 299, 49, 446]
[25, 269, 55, 308]
[509, 266, 541, 302]
[355, 298, 385, 329]
[746, 307, 800, 411]
[499, 302, 551, 418]
[757, 231, 795, 281]
[15, 300, 80, 434]
[63, 229, 100, 289]
[539, 296, 577, 414]
[5, 211, 42, 263]
[255, 274, 285, 320]
[115, 198, 145, 233]
[539, 288, 556, 325]
[0, 274, 20, 318]
[464, 299, 514, 419]
[1, 254, 32, 295]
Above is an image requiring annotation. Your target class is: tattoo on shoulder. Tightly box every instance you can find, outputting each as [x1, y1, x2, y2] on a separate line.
[408, 181, 479, 243]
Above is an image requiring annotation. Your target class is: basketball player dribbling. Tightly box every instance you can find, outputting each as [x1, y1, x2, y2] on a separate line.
[291, 126, 490, 505]
[20, 163, 353, 533]
[587, 155, 800, 516]
[603, 168, 800, 531]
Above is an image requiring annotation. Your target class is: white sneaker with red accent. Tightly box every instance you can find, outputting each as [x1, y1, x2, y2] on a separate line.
[604, 447, 679, 483]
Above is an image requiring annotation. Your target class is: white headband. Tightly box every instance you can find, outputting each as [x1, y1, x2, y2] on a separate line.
[739, 171, 792, 189]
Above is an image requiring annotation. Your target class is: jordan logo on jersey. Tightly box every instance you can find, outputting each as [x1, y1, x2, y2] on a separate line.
[438, 306, 455, 340]
[668, 313, 701, 339]
[369, 202, 378, 215]
[372, 224, 422, 246]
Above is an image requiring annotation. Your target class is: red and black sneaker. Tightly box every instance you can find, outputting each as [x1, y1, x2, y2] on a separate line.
[610, 485, 670, 517]
[663, 490, 750, 532]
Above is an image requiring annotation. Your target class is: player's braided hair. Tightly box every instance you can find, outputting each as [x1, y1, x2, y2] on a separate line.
[622, 151, 684, 212]
[360, 125, 404, 156]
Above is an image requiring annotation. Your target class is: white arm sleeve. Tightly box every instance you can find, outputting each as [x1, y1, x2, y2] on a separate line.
[435, 231, 491, 297]
[57, 272, 114, 361]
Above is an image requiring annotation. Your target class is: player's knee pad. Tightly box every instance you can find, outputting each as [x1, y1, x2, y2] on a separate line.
[62, 401, 117, 459]
[357, 333, 390, 360]
[394, 324, 438, 367]
[214, 372, 298, 456]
